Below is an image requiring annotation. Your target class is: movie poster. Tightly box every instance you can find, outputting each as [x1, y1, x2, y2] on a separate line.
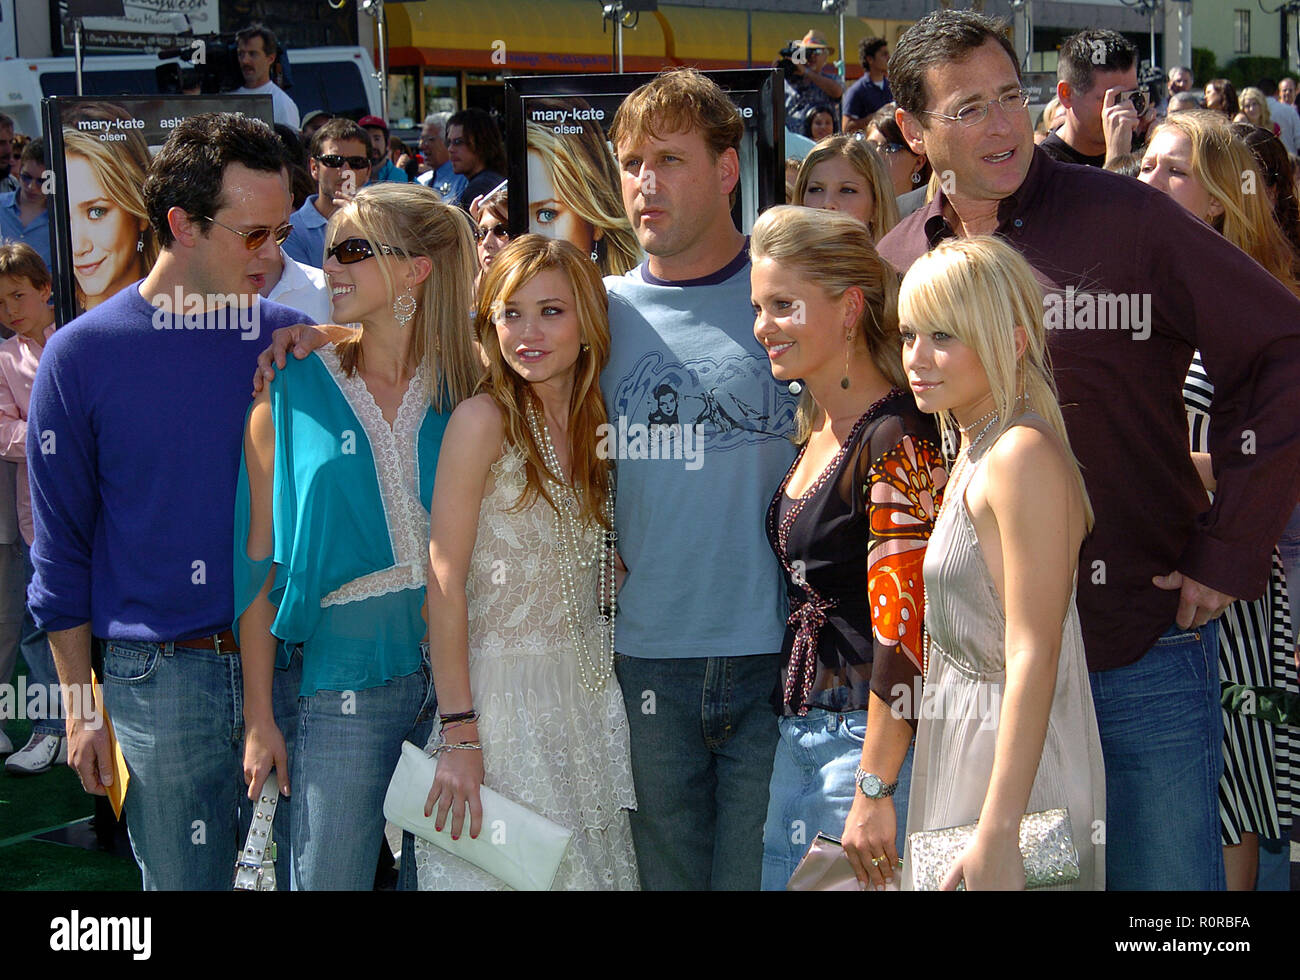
[42, 94, 274, 326]
[504, 69, 783, 276]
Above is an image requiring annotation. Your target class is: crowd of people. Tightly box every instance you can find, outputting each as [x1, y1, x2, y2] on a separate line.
[0, 10, 1298, 894]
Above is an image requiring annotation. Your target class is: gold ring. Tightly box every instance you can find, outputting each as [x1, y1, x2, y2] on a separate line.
[870, 857, 880, 866]
[876, 855, 888, 864]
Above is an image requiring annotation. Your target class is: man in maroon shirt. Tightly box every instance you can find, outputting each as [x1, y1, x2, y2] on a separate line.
[878, 10, 1300, 890]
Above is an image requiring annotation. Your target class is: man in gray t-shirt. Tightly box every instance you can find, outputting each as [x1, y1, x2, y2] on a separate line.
[603, 69, 797, 890]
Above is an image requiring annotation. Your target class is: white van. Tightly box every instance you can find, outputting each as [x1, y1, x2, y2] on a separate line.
[0, 46, 382, 136]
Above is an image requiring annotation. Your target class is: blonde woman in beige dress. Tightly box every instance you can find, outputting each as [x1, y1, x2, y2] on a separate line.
[896, 235, 1105, 890]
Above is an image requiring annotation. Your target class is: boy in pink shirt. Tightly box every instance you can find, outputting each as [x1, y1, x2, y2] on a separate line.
[0, 243, 63, 774]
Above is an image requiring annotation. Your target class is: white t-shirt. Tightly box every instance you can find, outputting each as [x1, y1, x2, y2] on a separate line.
[1267, 96, 1299, 155]
[233, 80, 301, 130]
[266, 250, 330, 324]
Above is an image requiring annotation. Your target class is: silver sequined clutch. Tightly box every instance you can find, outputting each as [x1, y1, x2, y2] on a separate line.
[907, 807, 1080, 890]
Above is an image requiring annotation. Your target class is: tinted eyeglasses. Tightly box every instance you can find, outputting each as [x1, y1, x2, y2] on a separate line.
[474, 223, 510, 243]
[325, 237, 410, 265]
[202, 216, 293, 251]
[315, 153, 372, 171]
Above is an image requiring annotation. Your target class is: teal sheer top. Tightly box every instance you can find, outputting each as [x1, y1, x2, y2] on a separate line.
[233, 345, 449, 696]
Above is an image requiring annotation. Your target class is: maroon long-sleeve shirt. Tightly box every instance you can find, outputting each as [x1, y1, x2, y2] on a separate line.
[879, 147, 1300, 672]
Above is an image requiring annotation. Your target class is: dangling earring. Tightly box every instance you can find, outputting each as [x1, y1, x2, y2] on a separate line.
[136, 233, 145, 253]
[393, 290, 417, 326]
[590, 244, 600, 262]
[841, 333, 852, 390]
[911, 169, 923, 185]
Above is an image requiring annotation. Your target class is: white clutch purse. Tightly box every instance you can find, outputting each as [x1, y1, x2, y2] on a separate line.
[383, 740, 573, 891]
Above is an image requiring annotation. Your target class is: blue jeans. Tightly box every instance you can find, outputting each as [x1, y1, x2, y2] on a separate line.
[614, 652, 782, 890]
[1088, 623, 1225, 890]
[1275, 502, 1300, 612]
[760, 707, 914, 890]
[289, 656, 435, 890]
[100, 639, 300, 890]
[19, 542, 60, 737]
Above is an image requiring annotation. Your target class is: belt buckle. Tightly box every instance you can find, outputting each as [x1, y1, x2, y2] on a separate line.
[213, 632, 223, 656]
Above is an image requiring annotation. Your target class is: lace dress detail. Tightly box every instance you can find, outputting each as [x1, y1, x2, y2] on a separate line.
[316, 346, 430, 607]
[416, 445, 639, 890]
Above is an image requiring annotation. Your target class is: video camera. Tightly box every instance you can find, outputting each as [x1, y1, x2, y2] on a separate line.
[154, 33, 294, 95]
[774, 41, 803, 84]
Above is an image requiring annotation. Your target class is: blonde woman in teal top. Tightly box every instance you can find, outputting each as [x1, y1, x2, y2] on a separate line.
[235, 183, 482, 889]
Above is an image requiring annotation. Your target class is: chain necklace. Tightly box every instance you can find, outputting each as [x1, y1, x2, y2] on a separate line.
[526, 402, 617, 693]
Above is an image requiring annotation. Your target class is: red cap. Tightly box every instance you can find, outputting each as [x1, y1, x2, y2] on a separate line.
[358, 115, 387, 132]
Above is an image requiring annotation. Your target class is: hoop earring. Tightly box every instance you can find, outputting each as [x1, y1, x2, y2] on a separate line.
[393, 291, 417, 326]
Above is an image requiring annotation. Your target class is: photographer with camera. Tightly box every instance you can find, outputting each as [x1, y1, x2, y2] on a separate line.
[1043, 29, 1148, 169]
[780, 31, 844, 137]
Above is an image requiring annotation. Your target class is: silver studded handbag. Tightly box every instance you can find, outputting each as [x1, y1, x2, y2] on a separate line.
[907, 807, 1080, 890]
[232, 777, 280, 891]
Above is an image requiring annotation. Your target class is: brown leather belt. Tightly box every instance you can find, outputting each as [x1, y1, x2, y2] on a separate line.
[174, 629, 240, 654]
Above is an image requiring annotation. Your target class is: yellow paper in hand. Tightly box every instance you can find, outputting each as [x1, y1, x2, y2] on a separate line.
[91, 671, 129, 819]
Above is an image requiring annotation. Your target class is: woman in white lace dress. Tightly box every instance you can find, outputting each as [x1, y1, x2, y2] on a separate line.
[416, 234, 638, 890]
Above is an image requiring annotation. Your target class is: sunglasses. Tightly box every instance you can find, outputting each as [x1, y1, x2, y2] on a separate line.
[315, 154, 372, 171]
[474, 223, 510, 243]
[325, 237, 410, 264]
[202, 215, 293, 250]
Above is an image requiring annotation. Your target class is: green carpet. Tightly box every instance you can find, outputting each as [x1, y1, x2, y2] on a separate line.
[1, 665, 140, 890]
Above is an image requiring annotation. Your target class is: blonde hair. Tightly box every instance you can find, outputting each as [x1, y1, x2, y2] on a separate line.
[1238, 87, 1272, 130]
[62, 126, 159, 304]
[898, 235, 1094, 529]
[325, 183, 482, 413]
[793, 134, 899, 241]
[475, 235, 613, 530]
[1150, 112, 1299, 292]
[1035, 96, 1063, 136]
[526, 109, 641, 277]
[750, 205, 906, 444]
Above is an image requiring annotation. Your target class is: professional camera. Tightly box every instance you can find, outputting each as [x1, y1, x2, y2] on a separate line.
[774, 41, 803, 83]
[154, 33, 294, 95]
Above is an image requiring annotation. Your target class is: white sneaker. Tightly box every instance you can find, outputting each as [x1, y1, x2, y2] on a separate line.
[0, 729, 11, 754]
[4, 733, 67, 775]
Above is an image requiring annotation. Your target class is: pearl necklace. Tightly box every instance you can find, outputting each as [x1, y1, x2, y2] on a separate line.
[526, 403, 617, 693]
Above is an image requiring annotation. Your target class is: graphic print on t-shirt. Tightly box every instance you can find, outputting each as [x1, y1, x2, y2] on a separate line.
[607, 349, 795, 465]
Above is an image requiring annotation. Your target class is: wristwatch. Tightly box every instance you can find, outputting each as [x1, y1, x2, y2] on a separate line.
[855, 767, 899, 799]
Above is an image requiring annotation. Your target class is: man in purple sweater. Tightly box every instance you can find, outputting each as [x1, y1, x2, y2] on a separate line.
[28, 113, 314, 890]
